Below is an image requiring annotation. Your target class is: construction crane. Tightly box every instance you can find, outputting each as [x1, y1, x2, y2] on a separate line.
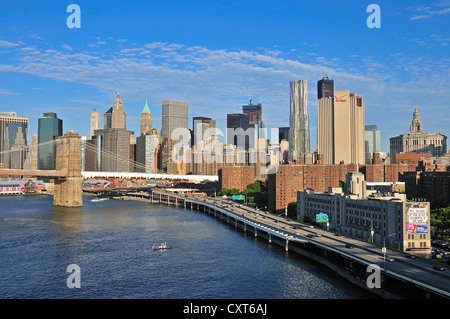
[246, 87, 253, 104]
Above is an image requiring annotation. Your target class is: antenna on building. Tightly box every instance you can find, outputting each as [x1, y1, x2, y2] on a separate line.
[258, 92, 263, 105]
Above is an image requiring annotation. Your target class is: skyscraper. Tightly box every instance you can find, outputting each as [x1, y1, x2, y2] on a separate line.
[227, 113, 253, 150]
[161, 99, 189, 141]
[289, 80, 310, 161]
[242, 97, 264, 138]
[317, 76, 334, 99]
[365, 125, 381, 163]
[90, 108, 100, 139]
[37, 112, 63, 170]
[0, 112, 28, 169]
[94, 94, 133, 172]
[193, 116, 216, 147]
[317, 89, 365, 165]
[104, 94, 127, 130]
[140, 99, 153, 136]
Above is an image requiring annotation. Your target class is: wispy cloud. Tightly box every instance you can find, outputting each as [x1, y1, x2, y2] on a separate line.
[0, 38, 449, 152]
[410, 1, 450, 20]
[0, 40, 22, 48]
[0, 89, 19, 95]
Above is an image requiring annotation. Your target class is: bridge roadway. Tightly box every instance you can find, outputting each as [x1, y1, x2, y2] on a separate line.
[142, 189, 450, 299]
[0, 169, 67, 178]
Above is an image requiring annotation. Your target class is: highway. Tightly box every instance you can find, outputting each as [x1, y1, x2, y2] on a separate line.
[191, 194, 450, 297]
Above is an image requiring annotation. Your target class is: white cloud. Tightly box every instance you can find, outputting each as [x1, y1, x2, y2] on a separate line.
[0, 39, 449, 152]
[0, 40, 21, 48]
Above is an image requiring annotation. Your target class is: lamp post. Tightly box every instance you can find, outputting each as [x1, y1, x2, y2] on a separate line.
[383, 233, 396, 271]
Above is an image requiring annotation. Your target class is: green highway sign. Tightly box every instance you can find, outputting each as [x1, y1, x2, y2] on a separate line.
[316, 213, 328, 223]
[232, 195, 245, 200]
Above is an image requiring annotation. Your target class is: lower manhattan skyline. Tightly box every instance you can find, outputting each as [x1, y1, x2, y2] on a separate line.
[0, 1, 448, 154]
[1, 1, 450, 306]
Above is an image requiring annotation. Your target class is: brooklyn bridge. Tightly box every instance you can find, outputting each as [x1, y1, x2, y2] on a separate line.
[0, 131, 216, 207]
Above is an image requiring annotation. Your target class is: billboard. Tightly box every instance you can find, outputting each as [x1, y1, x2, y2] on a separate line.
[405, 202, 429, 233]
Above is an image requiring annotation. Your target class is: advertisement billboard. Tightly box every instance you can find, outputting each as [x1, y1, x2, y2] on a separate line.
[405, 202, 429, 234]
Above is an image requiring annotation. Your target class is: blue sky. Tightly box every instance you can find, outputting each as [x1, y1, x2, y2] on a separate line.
[0, 0, 449, 153]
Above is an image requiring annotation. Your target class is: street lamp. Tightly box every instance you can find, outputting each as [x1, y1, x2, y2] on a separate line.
[383, 233, 396, 270]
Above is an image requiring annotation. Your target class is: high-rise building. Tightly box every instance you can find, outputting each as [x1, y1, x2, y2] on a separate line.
[105, 94, 127, 130]
[278, 127, 289, 143]
[365, 125, 381, 164]
[38, 112, 63, 170]
[136, 132, 160, 173]
[193, 116, 216, 147]
[365, 125, 381, 153]
[317, 76, 334, 99]
[140, 99, 153, 136]
[0, 112, 28, 169]
[289, 80, 310, 161]
[161, 99, 189, 141]
[90, 109, 100, 139]
[317, 89, 365, 165]
[389, 105, 447, 164]
[242, 98, 264, 138]
[227, 113, 254, 150]
[94, 94, 133, 172]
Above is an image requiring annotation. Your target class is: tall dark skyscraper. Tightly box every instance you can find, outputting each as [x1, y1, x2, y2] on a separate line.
[317, 76, 334, 99]
[37, 112, 63, 170]
[242, 97, 264, 138]
[227, 113, 254, 150]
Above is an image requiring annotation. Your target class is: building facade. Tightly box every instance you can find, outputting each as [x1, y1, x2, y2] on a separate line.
[90, 109, 100, 139]
[140, 99, 153, 136]
[289, 80, 310, 161]
[318, 89, 365, 165]
[218, 165, 255, 192]
[389, 106, 447, 164]
[297, 173, 431, 256]
[0, 112, 28, 169]
[161, 99, 189, 141]
[37, 112, 63, 170]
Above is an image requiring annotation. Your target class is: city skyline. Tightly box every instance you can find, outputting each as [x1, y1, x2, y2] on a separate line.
[0, 1, 449, 153]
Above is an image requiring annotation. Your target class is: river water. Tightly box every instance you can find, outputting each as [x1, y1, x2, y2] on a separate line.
[0, 195, 374, 299]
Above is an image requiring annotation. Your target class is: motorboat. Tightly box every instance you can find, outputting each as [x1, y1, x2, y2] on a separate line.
[152, 242, 173, 250]
[91, 197, 109, 202]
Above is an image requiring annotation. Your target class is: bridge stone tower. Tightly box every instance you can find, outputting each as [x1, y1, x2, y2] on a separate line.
[53, 131, 83, 207]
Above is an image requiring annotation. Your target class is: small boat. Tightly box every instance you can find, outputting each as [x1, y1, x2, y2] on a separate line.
[91, 197, 109, 202]
[152, 242, 173, 250]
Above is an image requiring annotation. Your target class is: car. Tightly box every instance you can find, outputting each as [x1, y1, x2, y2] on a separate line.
[406, 254, 416, 259]
[314, 233, 322, 237]
[334, 233, 342, 236]
[308, 225, 314, 228]
[433, 265, 446, 271]
[307, 234, 315, 238]
[345, 243, 353, 249]
[385, 256, 395, 262]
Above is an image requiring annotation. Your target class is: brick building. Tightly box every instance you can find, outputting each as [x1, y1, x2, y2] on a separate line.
[267, 162, 358, 213]
[218, 165, 255, 192]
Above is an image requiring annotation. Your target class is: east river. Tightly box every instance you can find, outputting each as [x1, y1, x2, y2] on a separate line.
[0, 195, 375, 299]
